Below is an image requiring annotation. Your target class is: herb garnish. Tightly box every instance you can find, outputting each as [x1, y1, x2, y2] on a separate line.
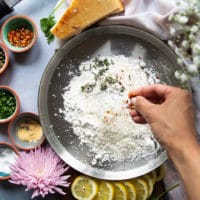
[81, 58, 121, 92]
[40, 0, 65, 44]
[0, 89, 16, 119]
[81, 83, 95, 93]
[105, 76, 117, 84]
[100, 76, 118, 91]
[100, 82, 108, 91]
[40, 16, 56, 44]
[94, 58, 110, 67]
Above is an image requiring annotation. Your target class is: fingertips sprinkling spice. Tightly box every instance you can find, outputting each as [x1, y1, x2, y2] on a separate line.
[7, 26, 34, 48]
[0, 48, 5, 69]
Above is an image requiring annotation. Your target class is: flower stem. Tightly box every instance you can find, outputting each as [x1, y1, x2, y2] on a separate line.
[156, 183, 180, 200]
[49, 0, 66, 17]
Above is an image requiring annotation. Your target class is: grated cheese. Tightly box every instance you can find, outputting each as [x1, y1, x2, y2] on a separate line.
[60, 55, 162, 165]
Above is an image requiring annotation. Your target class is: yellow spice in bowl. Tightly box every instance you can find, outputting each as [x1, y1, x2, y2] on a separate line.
[17, 120, 42, 142]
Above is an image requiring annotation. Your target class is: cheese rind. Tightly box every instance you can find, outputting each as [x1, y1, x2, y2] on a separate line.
[51, 0, 124, 39]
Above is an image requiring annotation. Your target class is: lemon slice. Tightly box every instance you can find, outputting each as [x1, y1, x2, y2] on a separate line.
[113, 182, 127, 200]
[155, 165, 165, 182]
[123, 181, 136, 200]
[141, 174, 154, 198]
[71, 175, 98, 200]
[93, 181, 114, 200]
[148, 170, 157, 185]
[131, 178, 148, 200]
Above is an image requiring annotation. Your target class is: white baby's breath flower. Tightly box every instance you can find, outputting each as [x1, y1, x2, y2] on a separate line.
[175, 47, 180, 55]
[187, 64, 198, 73]
[181, 40, 189, 49]
[169, 27, 176, 36]
[169, 0, 200, 80]
[168, 14, 174, 22]
[177, 58, 183, 65]
[189, 33, 195, 41]
[179, 73, 189, 82]
[177, 15, 188, 24]
[191, 25, 198, 33]
[192, 44, 200, 54]
[175, 71, 188, 82]
[193, 56, 200, 66]
[174, 70, 181, 79]
[168, 40, 173, 47]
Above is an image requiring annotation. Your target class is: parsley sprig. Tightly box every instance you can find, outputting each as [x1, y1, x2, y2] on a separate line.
[0, 89, 16, 119]
[40, 0, 65, 44]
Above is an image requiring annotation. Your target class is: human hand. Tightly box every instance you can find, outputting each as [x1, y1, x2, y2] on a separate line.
[128, 84, 197, 154]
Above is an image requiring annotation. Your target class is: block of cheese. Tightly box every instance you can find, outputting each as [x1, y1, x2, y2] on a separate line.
[51, 0, 124, 39]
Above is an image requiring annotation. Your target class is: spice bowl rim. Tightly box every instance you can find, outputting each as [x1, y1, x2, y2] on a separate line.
[0, 42, 9, 75]
[0, 85, 20, 124]
[0, 141, 18, 181]
[0, 15, 38, 53]
[8, 112, 45, 151]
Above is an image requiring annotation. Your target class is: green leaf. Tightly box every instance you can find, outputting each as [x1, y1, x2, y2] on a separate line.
[40, 16, 56, 44]
[40, 0, 66, 44]
[40, 18, 49, 32]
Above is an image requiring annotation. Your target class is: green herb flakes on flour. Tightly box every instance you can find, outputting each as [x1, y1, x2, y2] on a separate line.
[60, 55, 162, 165]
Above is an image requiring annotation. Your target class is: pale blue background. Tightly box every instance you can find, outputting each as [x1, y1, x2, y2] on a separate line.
[0, 0, 60, 199]
[0, 0, 56, 142]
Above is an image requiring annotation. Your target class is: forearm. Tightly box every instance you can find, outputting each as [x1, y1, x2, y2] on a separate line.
[167, 138, 200, 200]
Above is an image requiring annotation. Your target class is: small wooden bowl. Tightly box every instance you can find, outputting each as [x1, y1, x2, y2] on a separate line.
[0, 85, 20, 124]
[0, 43, 9, 75]
[1, 15, 38, 53]
[8, 112, 45, 150]
[0, 142, 18, 181]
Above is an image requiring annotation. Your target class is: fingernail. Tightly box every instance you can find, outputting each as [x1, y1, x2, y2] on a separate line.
[130, 97, 137, 105]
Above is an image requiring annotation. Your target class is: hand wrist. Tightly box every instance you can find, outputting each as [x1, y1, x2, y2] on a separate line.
[166, 137, 200, 169]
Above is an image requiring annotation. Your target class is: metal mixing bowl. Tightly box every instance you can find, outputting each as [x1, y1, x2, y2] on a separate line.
[38, 25, 189, 180]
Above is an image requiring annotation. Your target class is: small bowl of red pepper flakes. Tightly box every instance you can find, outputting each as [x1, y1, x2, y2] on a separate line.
[1, 15, 38, 53]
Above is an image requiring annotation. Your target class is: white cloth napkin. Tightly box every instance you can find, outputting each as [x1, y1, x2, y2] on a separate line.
[100, 0, 177, 40]
[54, 1, 200, 200]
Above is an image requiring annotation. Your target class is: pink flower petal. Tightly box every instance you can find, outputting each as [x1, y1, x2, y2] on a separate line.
[10, 146, 70, 198]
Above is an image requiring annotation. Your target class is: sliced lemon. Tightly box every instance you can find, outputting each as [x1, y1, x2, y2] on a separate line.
[131, 178, 148, 200]
[113, 182, 127, 200]
[141, 174, 154, 198]
[93, 181, 114, 200]
[123, 181, 136, 200]
[71, 175, 98, 200]
[148, 170, 157, 185]
[155, 165, 165, 182]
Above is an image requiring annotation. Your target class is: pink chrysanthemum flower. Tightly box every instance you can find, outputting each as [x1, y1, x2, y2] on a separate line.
[10, 147, 70, 199]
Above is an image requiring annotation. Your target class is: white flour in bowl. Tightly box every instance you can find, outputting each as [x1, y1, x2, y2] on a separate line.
[60, 55, 162, 165]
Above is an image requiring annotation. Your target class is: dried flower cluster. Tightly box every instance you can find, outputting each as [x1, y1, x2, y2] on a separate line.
[10, 147, 70, 199]
[168, 0, 200, 82]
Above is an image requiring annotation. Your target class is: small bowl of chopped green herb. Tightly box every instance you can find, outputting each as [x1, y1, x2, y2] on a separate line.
[1, 15, 38, 53]
[0, 43, 9, 75]
[0, 85, 20, 124]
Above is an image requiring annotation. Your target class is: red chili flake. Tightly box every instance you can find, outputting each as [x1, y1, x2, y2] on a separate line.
[7, 26, 34, 48]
